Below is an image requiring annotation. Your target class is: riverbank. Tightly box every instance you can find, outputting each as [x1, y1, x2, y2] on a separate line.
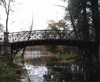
[0, 55, 24, 82]
[46, 53, 87, 66]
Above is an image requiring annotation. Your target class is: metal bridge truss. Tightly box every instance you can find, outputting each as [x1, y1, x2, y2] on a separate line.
[8, 30, 95, 43]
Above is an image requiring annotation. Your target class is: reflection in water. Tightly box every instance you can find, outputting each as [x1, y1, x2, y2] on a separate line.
[17, 51, 100, 82]
[21, 63, 48, 82]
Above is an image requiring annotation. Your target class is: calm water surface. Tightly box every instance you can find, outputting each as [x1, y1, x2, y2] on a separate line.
[16, 51, 100, 82]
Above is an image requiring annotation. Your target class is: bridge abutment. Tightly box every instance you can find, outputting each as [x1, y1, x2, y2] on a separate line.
[0, 43, 11, 58]
[0, 32, 11, 60]
[4, 32, 9, 42]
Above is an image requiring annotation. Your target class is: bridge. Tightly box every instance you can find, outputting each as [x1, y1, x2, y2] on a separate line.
[8, 30, 95, 42]
[0, 30, 94, 49]
[0, 30, 97, 62]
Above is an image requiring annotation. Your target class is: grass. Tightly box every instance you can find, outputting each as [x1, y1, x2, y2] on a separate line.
[0, 55, 24, 82]
[56, 53, 79, 61]
[13, 54, 23, 61]
[55, 53, 86, 65]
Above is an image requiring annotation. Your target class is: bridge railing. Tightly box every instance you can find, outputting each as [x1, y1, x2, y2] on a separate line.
[8, 30, 77, 43]
[8, 30, 95, 43]
[0, 30, 95, 43]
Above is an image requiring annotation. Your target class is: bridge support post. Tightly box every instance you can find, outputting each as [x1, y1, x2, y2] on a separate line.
[0, 32, 11, 61]
[4, 32, 9, 42]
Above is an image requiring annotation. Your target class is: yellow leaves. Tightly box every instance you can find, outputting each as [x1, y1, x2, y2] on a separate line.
[52, 22, 56, 26]
[58, 24, 61, 27]
[47, 20, 68, 30]
[50, 20, 53, 22]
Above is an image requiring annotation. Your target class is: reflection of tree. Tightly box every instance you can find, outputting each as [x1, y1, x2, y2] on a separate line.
[43, 67, 73, 81]
[44, 64, 100, 81]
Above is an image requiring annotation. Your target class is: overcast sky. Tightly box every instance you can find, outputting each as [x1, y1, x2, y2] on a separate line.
[0, 0, 67, 32]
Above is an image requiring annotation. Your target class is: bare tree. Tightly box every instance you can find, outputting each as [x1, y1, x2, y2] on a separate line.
[0, 24, 4, 33]
[21, 14, 34, 57]
[0, 24, 4, 40]
[0, 0, 14, 32]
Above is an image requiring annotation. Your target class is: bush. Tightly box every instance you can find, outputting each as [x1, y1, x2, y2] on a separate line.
[0, 55, 24, 82]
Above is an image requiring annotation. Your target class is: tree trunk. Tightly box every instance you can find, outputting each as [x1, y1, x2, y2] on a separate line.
[83, 0, 89, 41]
[90, 0, 100, 42]
[6, 12, 9, 32]
[90, 0, 100, 62]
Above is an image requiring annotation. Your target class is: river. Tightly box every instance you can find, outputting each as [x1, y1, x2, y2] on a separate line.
[15, 50, 100, 82]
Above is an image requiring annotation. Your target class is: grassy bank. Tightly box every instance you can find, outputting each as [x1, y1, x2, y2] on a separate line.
[56, 53, 79, 61]
[46, 53, 85, 66]
[0, 55, 24, 82]
[13, 54, 24, 61]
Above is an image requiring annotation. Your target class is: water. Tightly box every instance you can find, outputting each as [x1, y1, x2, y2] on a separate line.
[16, 51, 100, 82]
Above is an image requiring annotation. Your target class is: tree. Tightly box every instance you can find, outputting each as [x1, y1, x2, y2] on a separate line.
[66, 0, 93, 41]
[0, 24, 4, 33]
[67, 0, 93, 61]
[65, 0, 100, 42]
[0, 0, 14, 32]
[0, 24, 4, 40]
[45, 20, 78, 55]
[64, 0, 100, 62]
[90, 0, 100, 42]
[47, 20, 69, 30]
[90, 0, 100, 62]
[21, 15, 34, 57]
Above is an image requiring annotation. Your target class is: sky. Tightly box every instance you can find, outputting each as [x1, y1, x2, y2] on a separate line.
[0, 0, 67, 32]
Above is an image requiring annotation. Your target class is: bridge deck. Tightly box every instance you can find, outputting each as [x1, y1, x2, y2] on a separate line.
[11, 39, 96, 50]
